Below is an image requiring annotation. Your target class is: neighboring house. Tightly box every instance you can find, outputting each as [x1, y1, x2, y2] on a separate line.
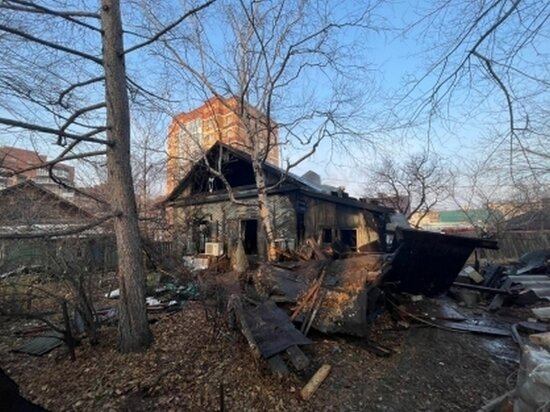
[410, 209, 501, 235]
[0, 146, 75, 197]
[165, 142, 391, 258]
[0, 180, 91, 228]
[0, 180, 115, 272]
[167, 96, 280, 194]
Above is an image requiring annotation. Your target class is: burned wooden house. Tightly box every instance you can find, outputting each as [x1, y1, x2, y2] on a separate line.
[165, 142, 393, 258]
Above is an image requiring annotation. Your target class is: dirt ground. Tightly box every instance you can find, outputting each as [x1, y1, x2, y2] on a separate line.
[0, 298, 520, 412]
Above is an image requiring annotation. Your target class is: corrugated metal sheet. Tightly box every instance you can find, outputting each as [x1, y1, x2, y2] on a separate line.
[14, 331, 64, 356]
[509, 275, 550, 301]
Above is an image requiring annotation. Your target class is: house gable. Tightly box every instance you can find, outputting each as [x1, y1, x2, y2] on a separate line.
[0, 180, 93, 226]
[166, 142, 298, 202]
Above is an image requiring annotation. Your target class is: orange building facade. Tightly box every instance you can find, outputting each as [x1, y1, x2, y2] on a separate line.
[166, 97, 280, 194]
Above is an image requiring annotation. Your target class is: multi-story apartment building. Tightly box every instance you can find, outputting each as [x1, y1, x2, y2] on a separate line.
[167, 96, 280, 194]
[0, 146, 75, 197]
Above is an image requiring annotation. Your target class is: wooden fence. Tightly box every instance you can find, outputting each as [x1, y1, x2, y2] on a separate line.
[479, 231, 550, 262]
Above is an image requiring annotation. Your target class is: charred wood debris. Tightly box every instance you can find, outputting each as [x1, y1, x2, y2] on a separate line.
[201, 231, 550, 405]
[5, 230, 550, 405]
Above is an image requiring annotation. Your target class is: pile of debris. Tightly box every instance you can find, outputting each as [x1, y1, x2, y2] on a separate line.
[9, 270, 202, 360]
[452, 249, 550, 310]
[221, 229, 502, 387]
[219, 234, 550, 407]
[106, 270, 201, 315]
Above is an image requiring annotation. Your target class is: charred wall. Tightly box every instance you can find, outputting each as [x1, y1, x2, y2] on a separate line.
[172, 194, 297, 258]
[301, 196, 380, 250]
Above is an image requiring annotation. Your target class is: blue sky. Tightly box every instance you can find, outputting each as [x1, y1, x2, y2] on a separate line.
[1, 0, 548, 205]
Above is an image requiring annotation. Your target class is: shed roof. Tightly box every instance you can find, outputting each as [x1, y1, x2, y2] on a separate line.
[0, 179, 93, 221]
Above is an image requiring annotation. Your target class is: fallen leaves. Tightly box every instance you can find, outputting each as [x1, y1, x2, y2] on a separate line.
[0, 299, 519, 411]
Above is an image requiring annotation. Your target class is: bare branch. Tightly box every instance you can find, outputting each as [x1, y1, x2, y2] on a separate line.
[124, 0, 216, 55]
[0, 117, 110, 146]
[2, 0, 100, 19]
[0, 24, 103, 64]
[2, 0, 101, 31]
[57, 76, 105, 106]
[57, 102, 106, 145]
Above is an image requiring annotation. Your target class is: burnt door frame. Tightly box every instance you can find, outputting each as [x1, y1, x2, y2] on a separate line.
[240, 219, 259, 255]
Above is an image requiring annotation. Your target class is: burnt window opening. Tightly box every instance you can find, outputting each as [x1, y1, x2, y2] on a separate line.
[322, 228, 333, 243]
[340, 229, 357, 251]
[190, 150, 259, 194]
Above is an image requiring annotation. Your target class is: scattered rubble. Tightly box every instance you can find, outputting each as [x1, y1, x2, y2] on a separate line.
[3, 230, 550, 410]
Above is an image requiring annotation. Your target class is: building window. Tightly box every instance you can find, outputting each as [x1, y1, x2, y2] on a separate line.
[177, 118, 203, 157]
[53, 168, 69, 180]
[322, 228, 333, 243]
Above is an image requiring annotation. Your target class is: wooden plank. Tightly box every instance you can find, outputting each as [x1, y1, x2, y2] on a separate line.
[301, 364, 331, 401]
[285, 345, 310, 370]
[364, 340, 393, 357]
[517, 321, 550, 334]
[305, 237, 327, 260]
[303, 289, 326, 337]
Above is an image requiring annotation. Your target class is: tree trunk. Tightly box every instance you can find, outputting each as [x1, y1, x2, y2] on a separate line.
[101, 0, 153, 352]
[251, 156, 277, 261]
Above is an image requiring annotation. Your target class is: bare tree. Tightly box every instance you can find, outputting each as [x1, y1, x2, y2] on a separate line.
[393, 0, 549, 184]
[450, 157, 546, 236]
[0, 0, 214, 352]
[157, 0, 380, 260]
[365, 151, 452, 227]
[130, 112, 170, 241]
